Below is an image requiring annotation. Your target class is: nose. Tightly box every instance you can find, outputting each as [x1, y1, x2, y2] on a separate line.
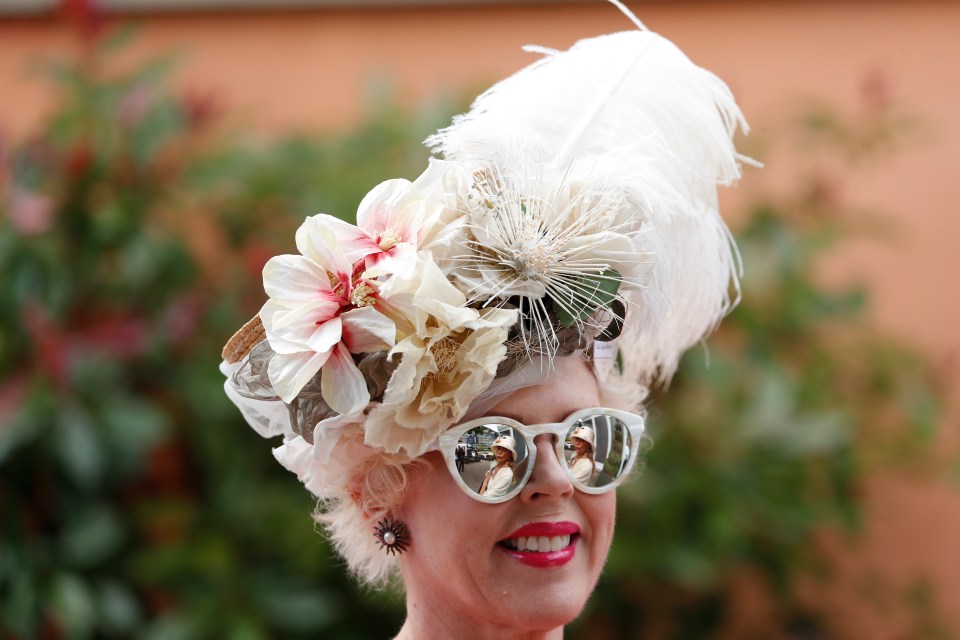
[519, 435, 574, 503]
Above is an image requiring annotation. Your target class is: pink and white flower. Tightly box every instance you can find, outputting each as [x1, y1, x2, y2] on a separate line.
[318, 178, 441, 274]
[260, 216, 396, 412]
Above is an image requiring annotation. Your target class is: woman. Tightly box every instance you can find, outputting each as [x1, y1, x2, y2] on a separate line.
[221, 5, 748, 637]
[568, 426, 597, 486]
[398, 357, 618, 638]
[479, 435, 516, 498]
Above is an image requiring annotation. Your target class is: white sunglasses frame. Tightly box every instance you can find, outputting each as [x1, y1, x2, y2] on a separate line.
[436, 407, 646, 504]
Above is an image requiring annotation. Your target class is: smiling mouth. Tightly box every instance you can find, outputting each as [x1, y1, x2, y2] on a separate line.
[499, 534, 576, 553]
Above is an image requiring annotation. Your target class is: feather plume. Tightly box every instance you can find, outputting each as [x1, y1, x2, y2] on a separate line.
[426, 27, 749, 385]
[427, 30, 747, 197]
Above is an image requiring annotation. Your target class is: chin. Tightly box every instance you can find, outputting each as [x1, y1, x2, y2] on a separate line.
[506, 599, 587, 632]
[491, 575, 593, 631]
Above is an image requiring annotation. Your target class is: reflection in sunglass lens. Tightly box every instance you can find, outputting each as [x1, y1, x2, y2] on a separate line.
[563, 414, 633, 488]
[451, 423, 530, 499]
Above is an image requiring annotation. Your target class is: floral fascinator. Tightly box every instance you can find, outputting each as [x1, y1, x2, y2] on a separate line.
[221, 7, 750, 509]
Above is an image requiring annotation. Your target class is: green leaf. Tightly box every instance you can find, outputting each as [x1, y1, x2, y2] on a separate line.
[98, 24, 139, 54]
[60, 505, 126, 569]
[100, 396, 169, 462]
[96, 581, 142, 634]
[55, 406, 105, 489]
[554, 269, 621, 327]
[51, 573, 96, 637]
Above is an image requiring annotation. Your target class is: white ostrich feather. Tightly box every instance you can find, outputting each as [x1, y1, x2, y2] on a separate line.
[426, 25, 750, 385]
[426, 30, 748, 195]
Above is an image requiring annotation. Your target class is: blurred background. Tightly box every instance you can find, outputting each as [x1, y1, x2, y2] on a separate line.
[1, 1, 957, 638]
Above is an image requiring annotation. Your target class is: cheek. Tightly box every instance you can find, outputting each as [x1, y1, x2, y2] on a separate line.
[400, 456, 453, 525]
[586, 493, 617, 551]
[399, 456, 491, 563]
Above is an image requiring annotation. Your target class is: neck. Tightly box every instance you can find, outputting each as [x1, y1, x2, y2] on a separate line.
[394, 589, 564, 640]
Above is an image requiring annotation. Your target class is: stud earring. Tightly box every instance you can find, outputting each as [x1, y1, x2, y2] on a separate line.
[373, 516, 411, 555]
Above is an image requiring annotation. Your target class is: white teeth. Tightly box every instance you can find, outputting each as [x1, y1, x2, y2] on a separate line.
[504, 534, 573, 552]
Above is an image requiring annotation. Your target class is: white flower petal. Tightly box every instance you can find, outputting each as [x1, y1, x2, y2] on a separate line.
[413, 257, 468, 310]
[268, 349, 331, 403]
[340, 307, 396, 353]
[260, 300, 316, 353]
[321, 342, 370, 415]
[262, 254, 338, 307]
[295, 215, 352, 285]
[261, 302, 344, 356]
[318, 214, 381, 264]
[305, 316, 343, 353]
[272, 436, 313, 477]
[310, 411, 366, 467]
[413, 159, 472, 245]
[565, 232, 636, 265]
[356, 179, 420, 236]
[364, 241, 417, 274]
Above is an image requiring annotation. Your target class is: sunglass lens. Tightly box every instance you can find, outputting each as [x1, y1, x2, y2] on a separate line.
[564, 414, 634, 488]
[452, 423, 530, 500]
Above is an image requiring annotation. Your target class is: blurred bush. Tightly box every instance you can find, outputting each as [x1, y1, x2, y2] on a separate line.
[576, 91, 947, 639]
[0, 22, 947, 640]
[0, 26, 423, 639]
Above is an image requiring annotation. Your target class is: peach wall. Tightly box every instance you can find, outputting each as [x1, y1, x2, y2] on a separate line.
[3, 1, 958, 363]
[2, 1, 958, 635]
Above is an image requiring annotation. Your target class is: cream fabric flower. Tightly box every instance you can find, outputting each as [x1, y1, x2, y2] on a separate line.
[364, 254, 518, 457]
[272, 412, 386, 500]
[411, 159, 474, 263]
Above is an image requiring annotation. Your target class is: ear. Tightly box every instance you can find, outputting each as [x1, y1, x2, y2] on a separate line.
[347, 454, 426, 522]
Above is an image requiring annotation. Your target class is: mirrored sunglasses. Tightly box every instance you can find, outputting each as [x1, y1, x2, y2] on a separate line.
[437, 408, 645, 504]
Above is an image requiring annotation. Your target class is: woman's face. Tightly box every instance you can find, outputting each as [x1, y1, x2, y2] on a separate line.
[573, 437, 590, 456]
[398, 357, 617, 636]
[494, 446, 512, 465]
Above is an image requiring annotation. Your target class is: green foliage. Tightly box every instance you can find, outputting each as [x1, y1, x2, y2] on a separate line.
[0, 26, 946, 640]
[570, 106, 946, 639]
[0, 31, 421, 639]
[555, 269, 622, 328]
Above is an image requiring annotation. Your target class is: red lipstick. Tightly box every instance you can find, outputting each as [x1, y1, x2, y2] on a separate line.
[498, 521, 580, 568]
[505, 521, 579, 539]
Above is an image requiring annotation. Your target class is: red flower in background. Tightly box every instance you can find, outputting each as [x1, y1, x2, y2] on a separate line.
[64, 143, 93, 179]
[7, 188, 54, 236]
[60, 0, 105, 48]
[861, 67, 892, 114]
[242, 240, 275, 278]
[118, 86, 155, 128]
[70, 316, 149, 362]
[23, 302, 69, 389]
[180, 89, 221, 131]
